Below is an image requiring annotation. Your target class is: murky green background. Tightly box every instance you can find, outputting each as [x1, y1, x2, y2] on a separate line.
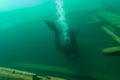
[0, 0, 120, 79]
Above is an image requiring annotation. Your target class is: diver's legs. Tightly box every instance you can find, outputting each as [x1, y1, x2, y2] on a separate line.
[44, 20, 58, 33]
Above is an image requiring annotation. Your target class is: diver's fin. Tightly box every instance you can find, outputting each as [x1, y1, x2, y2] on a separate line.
[44, 20, 58, 33]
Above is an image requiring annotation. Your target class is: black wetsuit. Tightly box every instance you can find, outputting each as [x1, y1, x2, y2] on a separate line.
[45, 20, 79, 61]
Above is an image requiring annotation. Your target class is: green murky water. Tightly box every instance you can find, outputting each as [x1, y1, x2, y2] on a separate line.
[0, 0, 120, 80]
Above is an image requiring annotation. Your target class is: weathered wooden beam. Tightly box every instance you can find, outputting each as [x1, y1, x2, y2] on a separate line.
[102, 46, 120, 56]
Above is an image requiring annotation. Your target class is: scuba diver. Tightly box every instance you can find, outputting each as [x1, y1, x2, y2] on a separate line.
[44, 20, 79, 61]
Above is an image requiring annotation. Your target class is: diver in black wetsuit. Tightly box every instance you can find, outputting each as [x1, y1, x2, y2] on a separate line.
[44, 20, 79, 61]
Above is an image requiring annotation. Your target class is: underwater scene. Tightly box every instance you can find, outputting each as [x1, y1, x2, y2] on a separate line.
[0, 0, 120, 80]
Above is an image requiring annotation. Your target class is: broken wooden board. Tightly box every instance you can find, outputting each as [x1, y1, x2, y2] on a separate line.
[102, 46, 120, 56]
[102, 26, 120, 43]
[0, 67, 65, 80]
